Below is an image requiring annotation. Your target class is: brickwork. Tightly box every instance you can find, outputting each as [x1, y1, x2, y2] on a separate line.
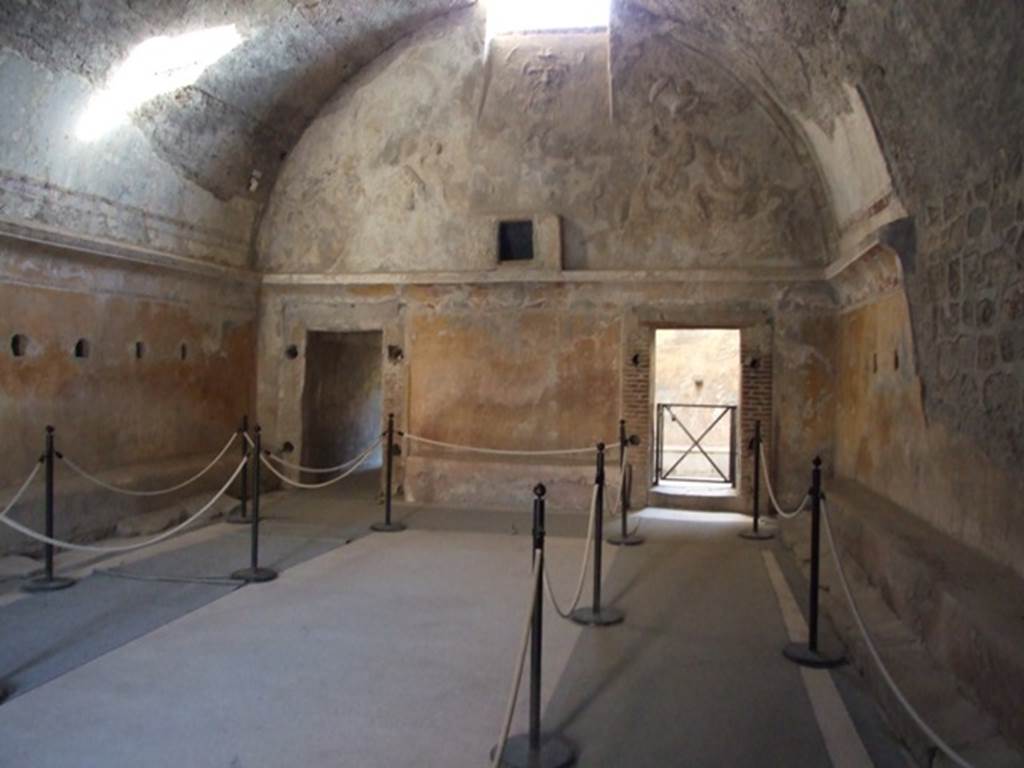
[739, 325, 773, 508]
[621, 318, 654, 505]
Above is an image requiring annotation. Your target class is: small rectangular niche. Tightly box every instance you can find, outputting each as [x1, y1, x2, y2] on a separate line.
[498, 220, 534, 263]
[10, 334, 28, 358]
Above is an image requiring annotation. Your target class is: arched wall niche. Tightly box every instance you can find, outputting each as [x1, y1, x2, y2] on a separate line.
[257, 7, 852, 277]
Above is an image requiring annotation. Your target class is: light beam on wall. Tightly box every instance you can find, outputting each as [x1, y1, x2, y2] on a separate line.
[75, 25, 244, 142]
[486, 0, 610, 40]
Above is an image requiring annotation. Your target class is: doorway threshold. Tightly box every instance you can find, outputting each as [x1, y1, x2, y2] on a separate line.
[649, 481, 743, 513]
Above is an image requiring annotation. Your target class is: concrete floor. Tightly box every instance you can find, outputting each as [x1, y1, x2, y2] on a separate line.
[0, 472, 909, 767]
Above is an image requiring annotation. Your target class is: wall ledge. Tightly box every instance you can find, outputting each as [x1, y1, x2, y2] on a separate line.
[825, 195, 909, 282]
[822, 475, 1024, 753]
[262, 266, 826, 287]
[0, 218, 259, 285]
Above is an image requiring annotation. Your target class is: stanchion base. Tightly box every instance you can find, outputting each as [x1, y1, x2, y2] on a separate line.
[783, 642, 846, 669]
[492, 734, 576, 768]
[739, 528, 775, 541]
[606, 532, 645, 547]
[569, 606, 625, 627]
[0, 684, 11, 705]
[224, 509, 250, 525]
[231, 567, 278, 583]
[370, 521, 406, 533]
[21, 575, 76, 593]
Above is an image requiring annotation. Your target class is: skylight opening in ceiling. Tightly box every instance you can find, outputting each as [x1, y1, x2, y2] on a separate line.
[486, 0, 610, 39]
[75, 25, 244, 142]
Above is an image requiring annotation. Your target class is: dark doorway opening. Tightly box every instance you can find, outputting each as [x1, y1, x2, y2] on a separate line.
[301, 331, 383, 482]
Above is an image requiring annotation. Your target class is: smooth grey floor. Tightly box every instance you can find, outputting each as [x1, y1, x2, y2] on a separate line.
[0, 475, 907, 767]
[545, 513, 833, 767]
[0, 509, 354, 699]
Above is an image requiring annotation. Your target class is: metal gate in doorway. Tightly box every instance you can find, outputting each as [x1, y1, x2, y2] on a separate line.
[654, 403, 738, 486]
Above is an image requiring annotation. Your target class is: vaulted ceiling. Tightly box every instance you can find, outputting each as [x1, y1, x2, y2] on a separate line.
[1, 0, 470, 203]
[1, 1, 1021, 271]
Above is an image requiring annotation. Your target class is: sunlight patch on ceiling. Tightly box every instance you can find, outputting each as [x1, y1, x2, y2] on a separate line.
[75, 25, 244, 142]
[486, 0, 610, 40]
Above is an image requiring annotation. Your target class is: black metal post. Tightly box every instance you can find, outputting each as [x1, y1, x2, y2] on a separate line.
[571, 444, 624, 627]
[529, 487, 544, 752]
[654, 406, 663, 486]
[740, 419, 774, 541]
[493, 484, 575, 768]
[608, 421, 644, 547]
[232, 426, 277, 583]
[226, 415, 250, 524]
[372, 413, 405, 533]
[783, 457, 845, 668]
[729, 407, 738, 488]
[23, 426, 75, 593]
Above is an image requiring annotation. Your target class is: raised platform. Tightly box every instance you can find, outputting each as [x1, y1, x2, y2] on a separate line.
[782, 476, 1024, 762]
[0, 450, 245, 558]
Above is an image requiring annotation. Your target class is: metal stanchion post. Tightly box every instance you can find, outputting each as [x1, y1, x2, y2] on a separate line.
[231, 426, 277, 583]
[783, 457, 845, 668]
[740, 420, 774, 541]
[226, 415, 250, 524]
[607, 421, 644, 547]
[372, 413, 406, 533]
[23, 426, 75, 593]
[494, 484, 575, 768]
[570, 444, 624, 627]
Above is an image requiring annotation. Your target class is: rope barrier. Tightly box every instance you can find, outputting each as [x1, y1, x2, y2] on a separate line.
[606, 444, 642, 540]
[0, 457, 247, 554]
[260, 438, 383, 489]
[404, 433, 618, 457]
[544, 484, 599, 620]
[608, 444, 627, 518]
[822, 501, 974, 768]
[60, 432, 238, 497]
[0, 461, 43, 519]
[759, 443, 809, 519]
[263, 433, 385, 474]
[491, 552, 542, 768]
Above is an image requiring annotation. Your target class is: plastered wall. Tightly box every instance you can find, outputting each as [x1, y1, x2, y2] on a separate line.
[836, 275, 1024, 579]
[258, 281, 832, 513]
[0, 237, 257, 554]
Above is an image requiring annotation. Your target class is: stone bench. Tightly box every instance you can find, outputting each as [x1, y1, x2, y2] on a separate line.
[784, 475, 1024, 763]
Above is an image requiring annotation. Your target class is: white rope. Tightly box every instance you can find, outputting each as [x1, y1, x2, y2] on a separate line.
[822, 502, 974, 768]
[491, 551, 542, 768]
[61, 432, 239, 497]
[0, 462, 43, 519]
[606, 446, 643, 538]
[260, 438, 382, 489]
[759, 443, 809, 519]
[265, 434, 384, 474]
[544, 484, 599, 620]
[405, 433, 618, 457]
[608, 444, 627, 518]
[0, 457, 247, 553]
